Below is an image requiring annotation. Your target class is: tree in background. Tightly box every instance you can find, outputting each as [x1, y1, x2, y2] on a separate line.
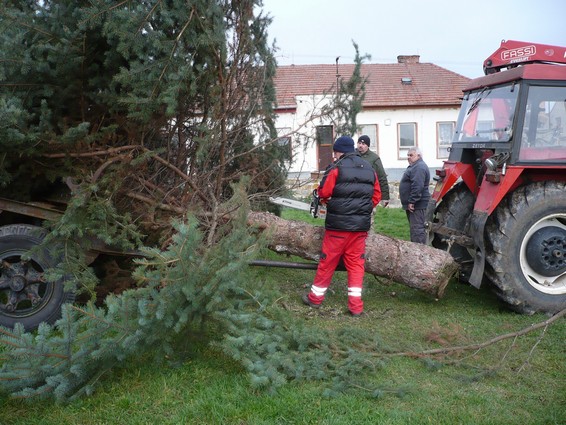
[331, 42, 369, 136]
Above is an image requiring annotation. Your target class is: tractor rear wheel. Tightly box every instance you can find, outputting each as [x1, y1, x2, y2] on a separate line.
[431, 182, 475, 281]
[0, 224, 74, 331]
[485, 182, 566, 314]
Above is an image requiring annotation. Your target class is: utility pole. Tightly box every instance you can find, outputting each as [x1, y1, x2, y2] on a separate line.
[335, 56, 340, 96]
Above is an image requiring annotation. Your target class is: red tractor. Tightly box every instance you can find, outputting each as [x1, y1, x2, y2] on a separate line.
[427, 40, 566, 314]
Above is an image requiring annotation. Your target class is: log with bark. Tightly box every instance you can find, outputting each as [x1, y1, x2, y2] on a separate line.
[248, 211, 459, 298]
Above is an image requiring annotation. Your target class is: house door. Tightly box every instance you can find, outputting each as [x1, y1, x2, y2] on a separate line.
[316, 125, 334, 171]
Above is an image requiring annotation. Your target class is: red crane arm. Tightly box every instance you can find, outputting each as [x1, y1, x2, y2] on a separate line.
[483, 40, 566, 74]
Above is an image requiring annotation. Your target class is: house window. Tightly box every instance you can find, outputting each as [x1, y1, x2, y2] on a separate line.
[276, 127, 292, 160]
[357, 124, 379, 154]
[316, 125, 334, 146]
[398, 122, 417, 159]
[437, 122, 455, 158]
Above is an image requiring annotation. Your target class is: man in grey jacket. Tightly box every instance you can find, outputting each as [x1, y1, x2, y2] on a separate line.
[399, 147, 430, 244]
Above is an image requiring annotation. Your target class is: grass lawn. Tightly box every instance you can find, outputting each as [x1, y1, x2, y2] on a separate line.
[1, 207, 564, 424]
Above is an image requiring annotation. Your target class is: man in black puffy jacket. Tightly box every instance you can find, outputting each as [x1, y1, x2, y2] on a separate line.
[303, 136, 381, 316]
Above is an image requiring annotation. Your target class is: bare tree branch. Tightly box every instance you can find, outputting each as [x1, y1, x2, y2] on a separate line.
[390, 308, 566, 358]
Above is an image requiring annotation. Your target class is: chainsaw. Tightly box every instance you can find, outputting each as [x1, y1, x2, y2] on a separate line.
[269, 189, 326, 218]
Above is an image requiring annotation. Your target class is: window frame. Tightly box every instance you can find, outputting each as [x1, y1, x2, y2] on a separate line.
[316, 125, 335, 171]
[275, 127, 293, 160]
[356, 124, 379, 155]
[397, 122, 417, 159]
[436, 121, 455, 159]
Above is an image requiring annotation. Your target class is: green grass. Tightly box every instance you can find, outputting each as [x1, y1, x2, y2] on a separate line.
[1, 208, 564, 425]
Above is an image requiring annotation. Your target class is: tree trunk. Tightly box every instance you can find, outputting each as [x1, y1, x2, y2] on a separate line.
[248, 211, 458, 298]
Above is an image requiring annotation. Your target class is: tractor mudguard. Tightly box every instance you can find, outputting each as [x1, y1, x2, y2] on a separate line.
[468, 211, 489, 288]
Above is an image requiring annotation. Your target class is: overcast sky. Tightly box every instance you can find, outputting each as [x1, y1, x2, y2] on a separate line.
[259, 0, 565, 78]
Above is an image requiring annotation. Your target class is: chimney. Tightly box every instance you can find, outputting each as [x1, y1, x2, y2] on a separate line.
[397, 55, 420, 64]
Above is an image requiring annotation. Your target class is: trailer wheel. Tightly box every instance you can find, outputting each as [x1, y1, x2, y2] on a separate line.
[431, 182, 475, 281]
[0, 225, 74, 331]
[485, 182, 566, 314]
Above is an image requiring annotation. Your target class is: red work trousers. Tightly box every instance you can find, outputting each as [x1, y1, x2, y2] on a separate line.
[307, 229, 367, 315]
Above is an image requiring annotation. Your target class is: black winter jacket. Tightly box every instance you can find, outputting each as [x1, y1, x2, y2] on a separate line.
[318, 152, 377, 232]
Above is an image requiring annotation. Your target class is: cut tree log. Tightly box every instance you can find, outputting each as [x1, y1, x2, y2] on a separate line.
[248, 211, 459, 298]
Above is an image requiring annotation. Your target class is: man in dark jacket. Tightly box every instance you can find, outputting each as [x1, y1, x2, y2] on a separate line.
[357, 135, 390, 206]
[303, 136, 381, 316]
[399, 147, 430, 244]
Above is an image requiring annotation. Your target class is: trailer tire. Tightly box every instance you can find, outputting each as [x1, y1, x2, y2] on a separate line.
[431, 182, 475, 281]
[485, 182, 566, 314]
[0, 224, 74, 331]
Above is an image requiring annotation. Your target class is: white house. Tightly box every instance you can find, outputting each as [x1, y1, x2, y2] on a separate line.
[273, 55, 471, 183]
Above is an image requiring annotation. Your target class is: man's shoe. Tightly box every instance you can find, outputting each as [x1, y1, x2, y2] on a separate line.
[349, 311, 364, 317]
[302, 293, 321, 309]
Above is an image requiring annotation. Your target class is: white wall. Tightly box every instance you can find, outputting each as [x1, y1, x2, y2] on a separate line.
[358, 107, 458, 169]
[276, 99, 460, 181]
[277, 94, 335, 175]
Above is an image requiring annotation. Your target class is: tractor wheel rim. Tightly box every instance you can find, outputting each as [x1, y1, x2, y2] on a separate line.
[520, 213, 566, 295]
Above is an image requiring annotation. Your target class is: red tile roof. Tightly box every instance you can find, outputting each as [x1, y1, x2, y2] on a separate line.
[274, 59, 471, 110]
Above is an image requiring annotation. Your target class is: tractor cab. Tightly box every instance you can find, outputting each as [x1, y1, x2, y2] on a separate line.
[435, 64, 566, 206]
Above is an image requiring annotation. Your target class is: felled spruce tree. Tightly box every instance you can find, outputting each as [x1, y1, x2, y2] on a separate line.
[0, 187, 261, 400]
[0, 192, 397, 401]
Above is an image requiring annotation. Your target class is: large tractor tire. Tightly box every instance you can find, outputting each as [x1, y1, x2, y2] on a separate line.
[431, 182, 475, 281]
[0, 224, 74, 331]
[485, 182, 566, 314]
